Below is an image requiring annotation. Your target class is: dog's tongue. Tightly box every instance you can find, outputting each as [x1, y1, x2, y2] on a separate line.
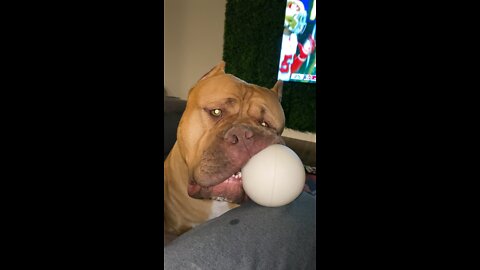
[188, 172, 247, 204]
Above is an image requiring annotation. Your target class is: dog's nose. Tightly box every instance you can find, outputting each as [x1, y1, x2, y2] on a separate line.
[225, 126, 254, 145]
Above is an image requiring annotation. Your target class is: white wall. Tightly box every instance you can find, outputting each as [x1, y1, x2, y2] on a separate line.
[164, 0, 227, 100]
[164, 0, 316, 143]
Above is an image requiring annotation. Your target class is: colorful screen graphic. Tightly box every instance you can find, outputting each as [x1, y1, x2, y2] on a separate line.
[277, 0, 316, 83]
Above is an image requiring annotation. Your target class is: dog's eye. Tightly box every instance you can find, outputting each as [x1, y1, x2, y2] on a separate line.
[260, 121, 269, 127]
[210, 109, 222, 117]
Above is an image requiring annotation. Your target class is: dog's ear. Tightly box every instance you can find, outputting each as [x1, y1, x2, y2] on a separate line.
[271, 80, 283, 102]
[199, 61, 226, 81]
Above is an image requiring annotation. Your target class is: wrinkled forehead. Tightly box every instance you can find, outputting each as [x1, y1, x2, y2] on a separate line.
[189, 74, 275, 105]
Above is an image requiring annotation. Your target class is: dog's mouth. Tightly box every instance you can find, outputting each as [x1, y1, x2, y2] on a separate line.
[188, 171, 247, 204]
[187, 126, 285, 204]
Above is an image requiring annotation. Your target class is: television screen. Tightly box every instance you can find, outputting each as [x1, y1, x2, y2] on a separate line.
[277, 0, 316, 83]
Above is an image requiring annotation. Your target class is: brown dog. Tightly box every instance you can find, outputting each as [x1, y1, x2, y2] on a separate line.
[164, 61, 285, 242]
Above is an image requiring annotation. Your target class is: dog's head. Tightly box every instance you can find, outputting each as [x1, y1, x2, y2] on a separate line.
[176, 61, 285, 204]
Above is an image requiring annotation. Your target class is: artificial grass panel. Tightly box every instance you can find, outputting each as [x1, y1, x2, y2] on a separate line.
[223, 0, 316, 133]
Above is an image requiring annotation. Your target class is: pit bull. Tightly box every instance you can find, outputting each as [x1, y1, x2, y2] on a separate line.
[164, 61, 285, 243]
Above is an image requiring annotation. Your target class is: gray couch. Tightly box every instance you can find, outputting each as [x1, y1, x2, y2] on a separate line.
[164, 96, 186, 160]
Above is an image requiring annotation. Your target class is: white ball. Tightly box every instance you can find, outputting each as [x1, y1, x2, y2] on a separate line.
[241, 144, 305, 207]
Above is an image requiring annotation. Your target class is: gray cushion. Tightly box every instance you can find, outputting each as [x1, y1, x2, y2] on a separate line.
[164, 192, 316, 269]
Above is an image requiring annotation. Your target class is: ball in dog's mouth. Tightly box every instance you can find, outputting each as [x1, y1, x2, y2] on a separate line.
[188, 171, 247, 204]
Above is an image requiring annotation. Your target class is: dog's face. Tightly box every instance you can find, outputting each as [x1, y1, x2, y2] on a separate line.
[176, 62, 285, 204]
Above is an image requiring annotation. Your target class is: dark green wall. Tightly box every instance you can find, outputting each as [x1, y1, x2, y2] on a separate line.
[223, 0, 316, 132]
